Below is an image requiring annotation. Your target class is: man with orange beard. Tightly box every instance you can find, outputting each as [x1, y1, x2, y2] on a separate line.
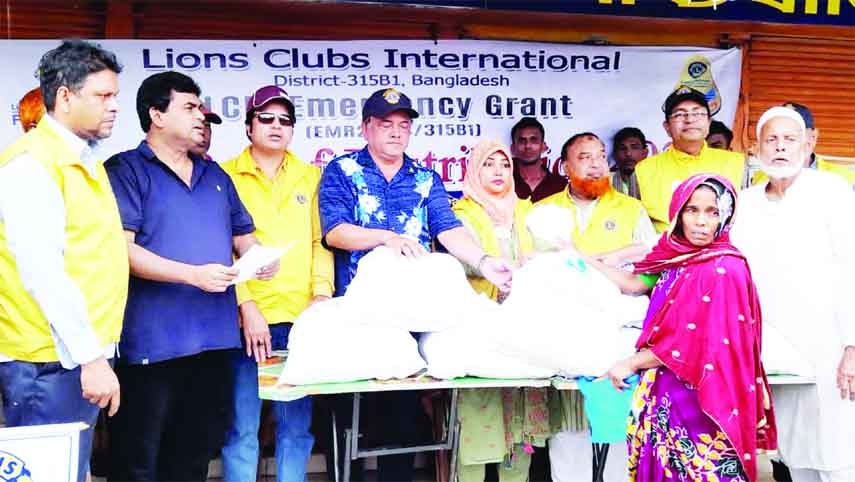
[17, 86, 45, 133]
[536, 132, 656, 482]
[537, 132, 655, 268]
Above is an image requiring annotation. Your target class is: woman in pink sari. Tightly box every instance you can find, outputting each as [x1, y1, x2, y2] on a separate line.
[593, 173, 776, 481]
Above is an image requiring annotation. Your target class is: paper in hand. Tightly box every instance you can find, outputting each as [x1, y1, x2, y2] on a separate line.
[231, 243, 293, 285]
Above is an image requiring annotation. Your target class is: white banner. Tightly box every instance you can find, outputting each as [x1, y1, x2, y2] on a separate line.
[1, 40, 741, 192]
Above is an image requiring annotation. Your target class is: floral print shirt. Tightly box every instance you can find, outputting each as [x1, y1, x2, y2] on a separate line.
[319, 147, 462, 296]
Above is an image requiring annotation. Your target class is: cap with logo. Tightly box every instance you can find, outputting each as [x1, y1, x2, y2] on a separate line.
[662, 86, 711, 118]
[246, 85, 296, 123]
[782, 102, 815, 129]
[362, 88, 419, 121]
[200, 105, 222, 125]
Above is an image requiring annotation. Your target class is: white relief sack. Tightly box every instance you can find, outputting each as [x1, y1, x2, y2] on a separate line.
[344, 246, 481, 332]
[525, 204, 576, 252]
[280, 297, 427, 385]
[419, 295, 556, 380]
[490, 250, 648, 377]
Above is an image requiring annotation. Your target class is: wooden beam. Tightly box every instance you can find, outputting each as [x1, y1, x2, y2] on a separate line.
[733, 43, 752, 154]
[126, 0, 855, 43]
[105, 0, 134, 38]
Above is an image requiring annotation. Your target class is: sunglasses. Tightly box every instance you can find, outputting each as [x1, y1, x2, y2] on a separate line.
[255, 112, 293, 126]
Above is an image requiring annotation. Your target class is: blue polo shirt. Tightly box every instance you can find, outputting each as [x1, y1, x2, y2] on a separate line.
[105, 141, 255, 365]
[319, 147, 462, 296]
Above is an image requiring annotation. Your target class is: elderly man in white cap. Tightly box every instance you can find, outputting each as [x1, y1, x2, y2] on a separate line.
[730, 106, 855, 482]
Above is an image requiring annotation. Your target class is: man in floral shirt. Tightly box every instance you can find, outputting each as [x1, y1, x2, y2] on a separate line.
[319, 87, 513, 482]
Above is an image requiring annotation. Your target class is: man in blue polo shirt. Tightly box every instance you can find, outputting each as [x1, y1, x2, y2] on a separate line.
[104, 71, 277, 482]
[320, 87, 513, 482]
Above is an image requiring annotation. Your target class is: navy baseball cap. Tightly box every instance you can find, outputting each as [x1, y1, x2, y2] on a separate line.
[362, 88, 419, 121]
[662, 86, 710, 118]
[783, 102, 815, 129]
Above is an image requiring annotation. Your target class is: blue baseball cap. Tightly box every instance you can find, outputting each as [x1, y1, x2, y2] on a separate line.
[783, 101, 815, 129]
[362, 88, 419, 121]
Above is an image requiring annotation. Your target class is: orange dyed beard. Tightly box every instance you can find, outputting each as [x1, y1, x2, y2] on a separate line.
[569, 171, 611, 199]
[18, 87, 45, 132]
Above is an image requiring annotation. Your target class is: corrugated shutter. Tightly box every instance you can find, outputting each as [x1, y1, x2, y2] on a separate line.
[0, 0, 106, 38]
[132, 2, 444, 40]
[748, 36, 855, 158]
[130, 2, 724, 45]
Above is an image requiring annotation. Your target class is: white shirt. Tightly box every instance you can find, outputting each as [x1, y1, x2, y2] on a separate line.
[730, 169, 855, 471]
[0, 115, 115, 368]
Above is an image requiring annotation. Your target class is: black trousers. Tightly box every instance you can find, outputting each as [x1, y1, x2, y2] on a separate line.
[325, 390, 431, 482]
[107, 349, 232, 482]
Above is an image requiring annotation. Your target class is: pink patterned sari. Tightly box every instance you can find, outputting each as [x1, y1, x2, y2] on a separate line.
[628, 174, 776, 481]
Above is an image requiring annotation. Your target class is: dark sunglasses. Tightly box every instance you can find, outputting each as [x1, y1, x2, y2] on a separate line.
[255, 112, 293, 126]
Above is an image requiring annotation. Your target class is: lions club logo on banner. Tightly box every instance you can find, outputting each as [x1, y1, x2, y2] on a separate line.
[674, 54, 723, 116]
[0, 450, 33, 482]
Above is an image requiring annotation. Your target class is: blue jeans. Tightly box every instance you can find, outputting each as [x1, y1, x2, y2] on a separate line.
[0, 360, 102, 482]
[222, 323, 314, 482]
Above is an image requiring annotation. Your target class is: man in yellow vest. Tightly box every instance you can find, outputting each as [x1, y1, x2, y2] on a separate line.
[0, 40, 128, 482]
[635, 87, 745, 232]
[220, 85, 334, 482]
[538, 132, 656, 267]
[536, 132, 656, 482]
[752, 102, 855, 189]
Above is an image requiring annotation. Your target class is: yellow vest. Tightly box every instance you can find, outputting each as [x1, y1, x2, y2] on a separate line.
[0, 119, 128, 362]
[536, 188, 642, 256]
[752, 155, 855, 187]
[221, 148, 334, 324]
[452, 197, 533, 301]
[635, 143, 744, 232]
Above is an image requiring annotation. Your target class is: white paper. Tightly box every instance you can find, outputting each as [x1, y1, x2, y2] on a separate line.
[231, 243, 292, 285]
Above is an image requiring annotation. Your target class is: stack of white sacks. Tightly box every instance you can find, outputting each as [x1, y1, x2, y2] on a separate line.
[279, 205, 648, 386]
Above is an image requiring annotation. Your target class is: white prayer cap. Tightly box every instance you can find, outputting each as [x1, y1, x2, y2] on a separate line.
[756, 106, 806, 140]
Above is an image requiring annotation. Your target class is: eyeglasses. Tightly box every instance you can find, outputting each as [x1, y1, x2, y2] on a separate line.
[255, 112, 293, 126]
[669, 111, 709, 122]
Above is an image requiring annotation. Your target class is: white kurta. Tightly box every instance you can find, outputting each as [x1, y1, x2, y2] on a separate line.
[730, 169, 855, 471]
